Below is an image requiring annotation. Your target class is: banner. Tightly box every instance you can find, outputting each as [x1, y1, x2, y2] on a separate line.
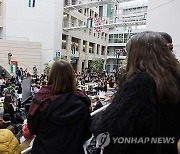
[10, 60, 17, 73]
[28, 0, 35, 7]
[107, 4, 112, 18]
[86, 17, 93, 28]
[93, 18, 105, 32]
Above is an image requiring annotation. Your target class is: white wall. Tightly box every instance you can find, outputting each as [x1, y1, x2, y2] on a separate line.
[3, 0, 64, 65]
[0, 40, 41, 74]
[146, 0, 180, 59]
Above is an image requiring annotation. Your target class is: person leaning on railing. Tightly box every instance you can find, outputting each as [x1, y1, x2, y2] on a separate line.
[27, 60, 92, 154]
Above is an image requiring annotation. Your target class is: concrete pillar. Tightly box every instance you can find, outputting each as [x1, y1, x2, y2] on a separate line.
[87, 8, 90, 17]
[85, 41, 89, 54]
[77, 59, 82, 73]
[66, 35, 72, 62]
[85, 41, 89, 68]
[103, 46, 108, 70]
[67, 14, 71, 28]
[94, 43, 97, 56]
[82, 9, 85, 16]
[98, 45, 102, 55]
[77, 39, 83, 72]
[75, 18, 78, 27]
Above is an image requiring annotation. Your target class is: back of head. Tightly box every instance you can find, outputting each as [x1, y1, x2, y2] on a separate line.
[47, 60, 76, 94]
[3, 113, 11, 121]
[126, 31, 180, 103]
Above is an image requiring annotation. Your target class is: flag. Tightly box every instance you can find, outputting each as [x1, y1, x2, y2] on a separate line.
[28, 0, 35, 7]
[86, 18, 92, 28]
[10, 64, 16, 73]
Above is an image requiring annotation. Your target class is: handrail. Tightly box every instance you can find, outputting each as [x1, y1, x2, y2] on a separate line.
[21, 103, 110, 154]
[21, 147, 32, 154]
[91, 104, 110, 117]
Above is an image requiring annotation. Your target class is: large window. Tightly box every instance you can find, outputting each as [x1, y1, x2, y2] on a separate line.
[89, 42, 94, 54]
[109, 33, 136, 43]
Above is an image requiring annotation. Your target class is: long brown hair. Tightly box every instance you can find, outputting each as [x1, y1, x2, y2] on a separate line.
[47, 60, 76, 94]
[3, 94, 12, 109]
[125, 31, 180, 103]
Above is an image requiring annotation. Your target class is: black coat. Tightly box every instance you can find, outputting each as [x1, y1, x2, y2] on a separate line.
[91, 73, 180, 154]
[28, 92, 91, 154]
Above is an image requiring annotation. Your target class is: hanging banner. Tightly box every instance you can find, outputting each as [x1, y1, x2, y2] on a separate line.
[93, 18, 105, 32]
[10, 60, 17, 73]
[28, 0, 35, 7]
[86, 17, 93, 28]
[107, 4, 112, 18]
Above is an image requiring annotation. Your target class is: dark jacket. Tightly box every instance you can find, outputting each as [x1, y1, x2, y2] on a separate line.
[91, 73, 180, 154]
[28, 86, 91, 154]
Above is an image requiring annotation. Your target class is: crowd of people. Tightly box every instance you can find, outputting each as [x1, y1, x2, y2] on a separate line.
[0, 31, 180, 154]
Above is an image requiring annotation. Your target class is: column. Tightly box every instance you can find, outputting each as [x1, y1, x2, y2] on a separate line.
[66, 35, 72, 62]
[98, 45, 102, 55]
[77, 59, 82, 73]
[75, 18, 78, 27]
[85, 41, 89, 68]
[78, 39, 84, 72]
[94, 43, 97, 56]
[67, 14, 71, 28]
[103, 46, 108, 70]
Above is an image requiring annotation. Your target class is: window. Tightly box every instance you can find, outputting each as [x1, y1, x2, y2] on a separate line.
[101, 46, 105, 55]
[109, 34, 113, 38]
[109, 38, 113, 43]
[114, 34, 118, 38]
[83, 41, 86, 52]
[72, 0, 77, 5]
[64, 0, 69, 6]
[97, 45, 100, 54]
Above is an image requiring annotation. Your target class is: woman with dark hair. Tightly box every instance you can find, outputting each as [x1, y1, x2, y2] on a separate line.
[3, 94, 15, 123]
[91, 31, 180, 154]
[28, 60, 91, 154]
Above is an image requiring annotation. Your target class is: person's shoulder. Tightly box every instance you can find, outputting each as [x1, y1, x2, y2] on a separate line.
[0, 129, 21, 154]
[0, 129, 14, 141]
[126, 72, 155, 87]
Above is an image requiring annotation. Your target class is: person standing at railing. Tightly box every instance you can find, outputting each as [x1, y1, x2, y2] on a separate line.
[27, 60, 91, 154]
[91, 31, 180, 154]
